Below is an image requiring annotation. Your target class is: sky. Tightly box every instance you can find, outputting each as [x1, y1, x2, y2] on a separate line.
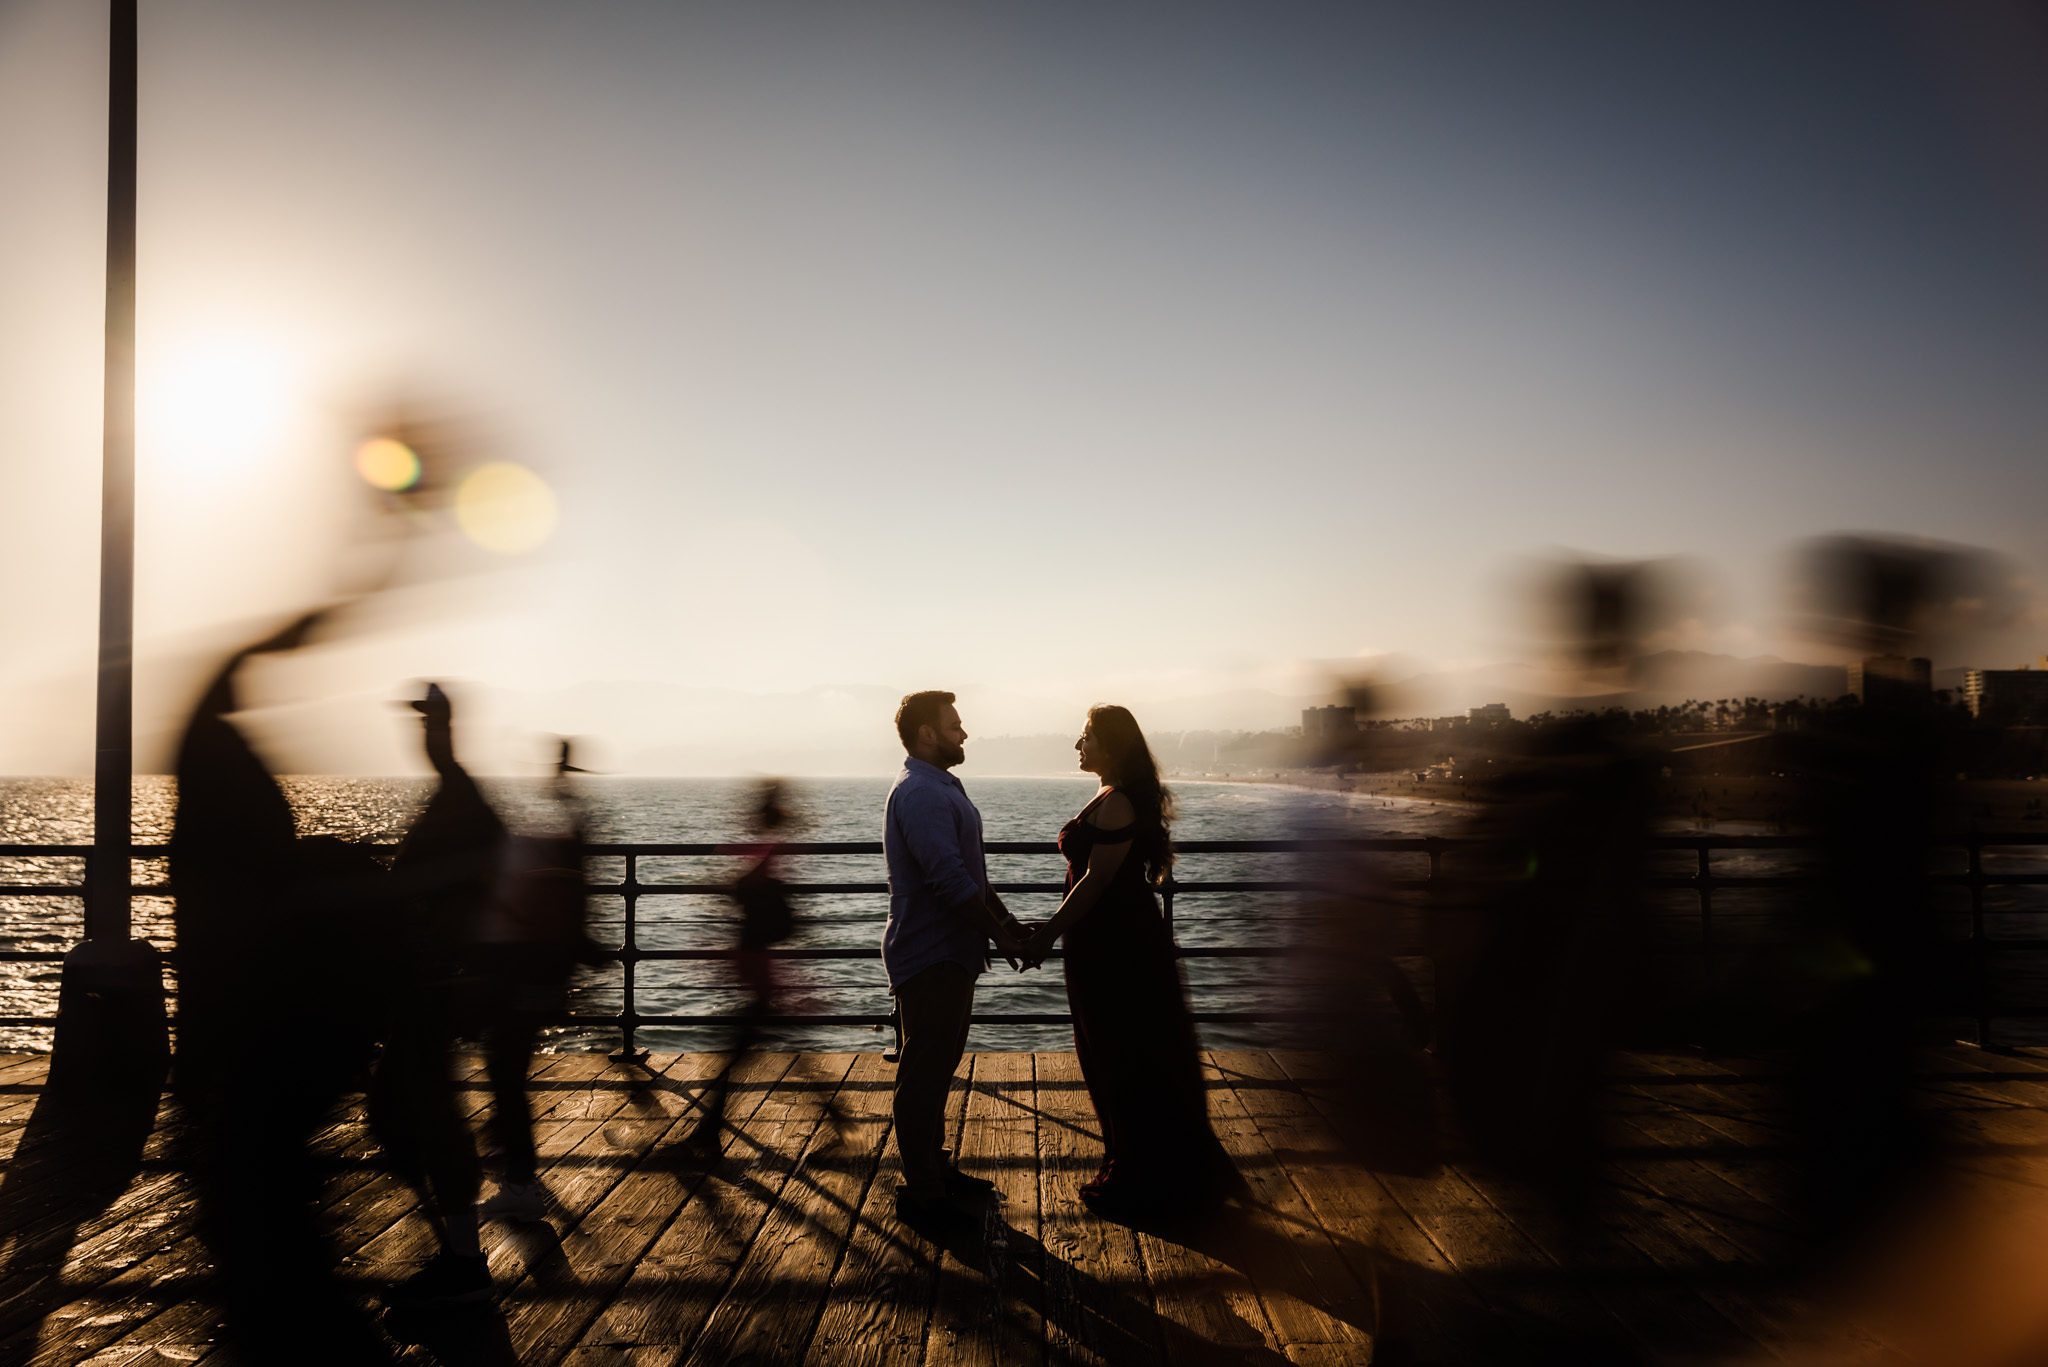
[3, 0, 2048, 773]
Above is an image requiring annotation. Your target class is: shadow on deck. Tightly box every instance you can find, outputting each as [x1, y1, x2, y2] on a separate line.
[3, 1044, 2039, 1364]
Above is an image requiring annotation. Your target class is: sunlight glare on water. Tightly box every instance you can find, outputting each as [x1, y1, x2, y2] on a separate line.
[0, 776, 1460, 1054]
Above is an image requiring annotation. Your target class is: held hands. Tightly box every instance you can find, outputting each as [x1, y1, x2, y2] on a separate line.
[992, 923, 1029, 973]
[993, 921, 1054, 973]
[1018, 924, 1057, 972]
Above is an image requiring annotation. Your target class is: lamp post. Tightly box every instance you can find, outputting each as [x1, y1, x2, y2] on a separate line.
[90, 0, 136, 939]
[51, 0, 167, 1099]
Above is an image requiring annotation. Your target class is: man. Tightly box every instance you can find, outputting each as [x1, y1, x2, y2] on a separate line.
[373, 683, 502, 1306]
[883, 690, 1031, 1227]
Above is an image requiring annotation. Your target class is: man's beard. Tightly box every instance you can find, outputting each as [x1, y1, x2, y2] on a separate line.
[937, 741, 966, 768]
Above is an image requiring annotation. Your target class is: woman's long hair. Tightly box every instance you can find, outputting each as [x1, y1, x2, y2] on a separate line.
[1087, 704, 1175, 884]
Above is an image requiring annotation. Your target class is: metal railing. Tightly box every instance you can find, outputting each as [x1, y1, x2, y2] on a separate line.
[4, 832, 2048, 1049]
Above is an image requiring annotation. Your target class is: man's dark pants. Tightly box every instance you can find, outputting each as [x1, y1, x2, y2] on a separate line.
[894, 961, 975, 1199]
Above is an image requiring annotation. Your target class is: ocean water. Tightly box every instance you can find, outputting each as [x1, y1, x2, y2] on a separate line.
[0, 775, 1469, 1054]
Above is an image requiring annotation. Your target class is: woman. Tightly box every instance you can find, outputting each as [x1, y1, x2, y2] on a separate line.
[684, 779, 802, 1152]
[1022, 704, 1236, 1218]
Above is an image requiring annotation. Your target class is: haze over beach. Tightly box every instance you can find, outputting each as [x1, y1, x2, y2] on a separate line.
[5, 0, 2048, 775]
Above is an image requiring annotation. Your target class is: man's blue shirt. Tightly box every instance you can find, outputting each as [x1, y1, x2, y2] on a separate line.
[882, 757, 991, 992]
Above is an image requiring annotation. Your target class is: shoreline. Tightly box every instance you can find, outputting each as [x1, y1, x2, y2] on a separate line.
[1167, 769, 1479, 812]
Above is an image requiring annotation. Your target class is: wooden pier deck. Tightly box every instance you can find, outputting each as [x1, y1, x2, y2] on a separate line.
[3, 1045, 2043, 1365]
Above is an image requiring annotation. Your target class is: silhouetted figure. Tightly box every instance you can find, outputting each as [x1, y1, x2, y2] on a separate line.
[882, 691, 1031, 1233]
[475, 739, 601, 1221]
[1295, 884, 1440, 1177]
[1780, 537, 1963, 1248]
[1022, 705, 1238, 1221]
[1435, 563, 1656, 1213]
[371, 683, 501, 1307]
[170, 612, 399, 1364]
[684, 779, 800, 1152]
[1295, 678, 1440, 1178]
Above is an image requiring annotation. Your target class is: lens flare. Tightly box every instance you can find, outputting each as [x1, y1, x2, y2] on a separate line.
[354, 438, 421, 491]
[455, 462, 557, 554]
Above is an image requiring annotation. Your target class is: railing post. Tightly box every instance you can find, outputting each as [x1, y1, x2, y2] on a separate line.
[51, 0, 167, 1106]
[1968, 836, 1989, 1047]
[1696, 843, 1714, 948]
[614, 852, 646, 1062]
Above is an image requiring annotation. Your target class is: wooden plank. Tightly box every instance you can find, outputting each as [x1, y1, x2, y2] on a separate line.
[1619, 1054, 1795, 1148]
[1594, 1100, 1804, 1263]
[1901, 1052, 2048, 1145]
[498, 1050, 805, 1363]
[973, 1049, 1044, 1367]
[1196, 1051, 1376, 1360]
[375, 1050, 723, 1323]
[27, 1045, 2011, 1367]
[344, 1051, 677, 1297]
[16, 1050, 659, 1367]
[1597, 1076, 1802, 1219]
[917, 1050, 1041, 1367]
[1277, 1048, 1866, 1362]
[1628, 1050, 2048, 1169]
[801, 1043, 975, 1367]
[1245, 1057, 1597, 1360]
[1930, 1043, 2048, 1076]
[1117, 1056, 1282, 1363]
[19, 1052, 539, 1365]
[672, 1053, 881, 1365]
[18, 1056, 494, 1365]
[651, 1051, 895, 1365]
[0, 1097, 188, 1304]
[1443, 1143, 1769, 1359]
[1032, 1049, 1166, 1367]
[1071, 1055, 1279, 1366]
[1597, 1109, 1903, 1361]
[1213, 1052, 1493, 1365]
[39, 1281, 232, 1367]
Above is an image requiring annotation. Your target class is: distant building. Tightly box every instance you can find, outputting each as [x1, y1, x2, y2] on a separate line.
[1963, 666, 2048, 723]
[1848, 655, 1931, 705]
[1468, 703, 1511, 727]
[1427, 715, 1467, 733]
[1300, 705, 1357, 740]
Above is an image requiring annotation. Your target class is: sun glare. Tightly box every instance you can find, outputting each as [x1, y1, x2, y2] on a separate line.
[455, 462, 557, 553]
[140, 338, 296, 474]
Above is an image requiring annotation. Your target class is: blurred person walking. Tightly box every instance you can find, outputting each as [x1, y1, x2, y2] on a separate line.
[371, 684, 502, 1306]
[1433, 561, 1658, 1218]
[882, 691, 1032, 1230]
[1021, 705, 1236, 1220]
[683, 779, 810, 1152]
[1778, 538, 1960, 1249]
[474, 740, 602, 1221]
[171, 612, 400, 1363]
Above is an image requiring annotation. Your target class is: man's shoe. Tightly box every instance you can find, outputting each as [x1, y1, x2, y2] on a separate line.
[942, 1168, 998, 1199]
[384, 1251, 492, 1307]
[479, 1180, 548, 1223]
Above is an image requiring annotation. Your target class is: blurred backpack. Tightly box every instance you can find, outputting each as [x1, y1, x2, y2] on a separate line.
[497, 832, 606, 967]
